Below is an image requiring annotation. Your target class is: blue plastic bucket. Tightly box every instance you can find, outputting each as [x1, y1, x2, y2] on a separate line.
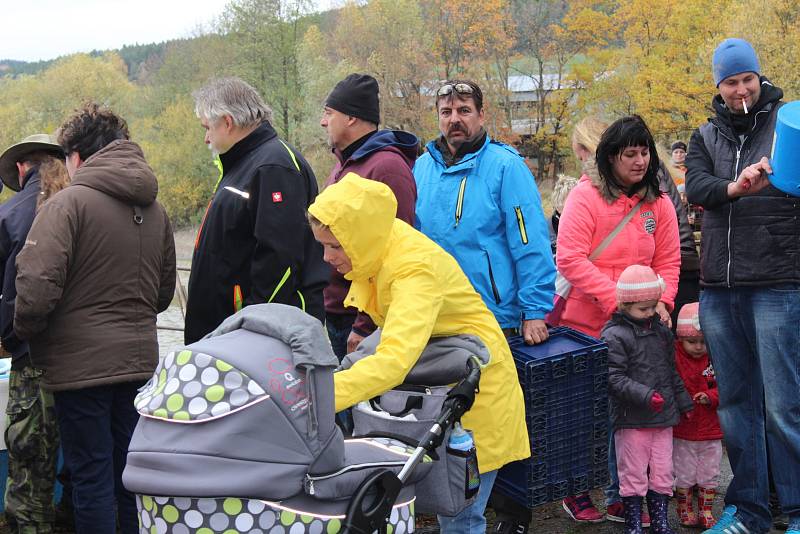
[770, 101, 800, 197]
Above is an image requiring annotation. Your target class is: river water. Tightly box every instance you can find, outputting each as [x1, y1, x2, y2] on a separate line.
[156, 306, 186, 358]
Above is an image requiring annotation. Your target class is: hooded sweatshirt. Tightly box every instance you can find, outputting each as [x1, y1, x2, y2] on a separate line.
[14, 140, 176, 391]
[323, 129, 418, 336]
[308, 173, 529, 473]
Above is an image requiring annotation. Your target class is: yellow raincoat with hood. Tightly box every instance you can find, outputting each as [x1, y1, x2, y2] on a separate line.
[308, 173, 529, 473]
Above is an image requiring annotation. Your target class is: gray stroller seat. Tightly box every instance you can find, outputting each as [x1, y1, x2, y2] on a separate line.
[123, 304, 432, 533]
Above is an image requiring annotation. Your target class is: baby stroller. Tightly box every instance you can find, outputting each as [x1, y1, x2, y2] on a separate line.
[122, 304, 482, 533]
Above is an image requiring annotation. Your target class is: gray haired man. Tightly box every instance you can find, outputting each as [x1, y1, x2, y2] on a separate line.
[185, 77, 327, 343]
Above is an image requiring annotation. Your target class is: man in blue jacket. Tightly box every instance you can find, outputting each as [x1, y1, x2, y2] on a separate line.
[414, 80, 554, 344]
[413, 79, 555, 533]
[0, 133, 63, 533]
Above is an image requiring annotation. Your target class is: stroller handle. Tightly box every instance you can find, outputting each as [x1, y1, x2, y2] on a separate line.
[342, 358, 483, 533]
[397, 357, 481, 482]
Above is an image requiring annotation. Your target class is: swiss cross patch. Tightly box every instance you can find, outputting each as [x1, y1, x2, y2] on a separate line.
[272, 192, 283, 203]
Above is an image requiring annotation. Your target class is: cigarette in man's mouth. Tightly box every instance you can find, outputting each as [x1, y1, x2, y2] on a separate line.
[743, 98, 749, 114]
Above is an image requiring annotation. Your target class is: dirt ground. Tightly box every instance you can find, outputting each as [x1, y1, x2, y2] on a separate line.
[2, 449, 784, 534]
[417, 447, 786, 533]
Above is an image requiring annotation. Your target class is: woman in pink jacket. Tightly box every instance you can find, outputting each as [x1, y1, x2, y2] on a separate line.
[555, 115, 680, 527]
[556, 115, 680, 339]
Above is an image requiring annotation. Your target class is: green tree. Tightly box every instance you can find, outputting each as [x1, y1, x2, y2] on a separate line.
[219, 0, 314, 143]
[134, 97, 218, 226]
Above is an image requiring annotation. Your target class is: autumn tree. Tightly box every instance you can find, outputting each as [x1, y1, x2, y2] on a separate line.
[511, 0, 612, 181]
[727, 0, 800, 101]
[0, 53, 137, 202]
[134, 98, 217, 225]
[297, 0, 438, 166]
[421, 0, 517, 138]
[579, 0, 732, 142]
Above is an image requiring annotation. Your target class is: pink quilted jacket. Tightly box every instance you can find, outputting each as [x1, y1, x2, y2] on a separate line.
[555, 175, 681, 338]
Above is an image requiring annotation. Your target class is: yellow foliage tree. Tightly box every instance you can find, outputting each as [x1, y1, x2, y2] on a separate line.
[423, 0, 516, 139]
[327, 0, 437, 138]
[580, 0, 732, 141]
[727, 0, 800, 101]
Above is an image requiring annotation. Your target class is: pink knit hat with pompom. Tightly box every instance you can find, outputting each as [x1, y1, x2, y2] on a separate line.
[676, 302, 702, 338]
[616, 265, 666, 303]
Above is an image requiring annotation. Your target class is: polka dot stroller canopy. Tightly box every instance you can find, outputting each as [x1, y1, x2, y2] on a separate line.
[122, 304, 431, 533]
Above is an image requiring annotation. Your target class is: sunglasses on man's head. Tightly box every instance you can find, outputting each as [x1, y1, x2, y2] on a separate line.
[436, 83, 474, 97]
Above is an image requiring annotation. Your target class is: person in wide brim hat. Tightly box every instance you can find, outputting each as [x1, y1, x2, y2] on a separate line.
[0, 133, 64, 192]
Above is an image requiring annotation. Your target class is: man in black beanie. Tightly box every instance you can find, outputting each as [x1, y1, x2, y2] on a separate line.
[671, 140, 687, 171]
[320, 73, 418, 359]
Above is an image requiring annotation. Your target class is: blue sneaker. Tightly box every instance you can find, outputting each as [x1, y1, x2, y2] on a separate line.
[787, 516, 800, 534]
[701, 505, 751, 533]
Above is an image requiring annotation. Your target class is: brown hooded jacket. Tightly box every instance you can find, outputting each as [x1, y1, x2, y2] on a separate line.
[14, 140, 176, 391]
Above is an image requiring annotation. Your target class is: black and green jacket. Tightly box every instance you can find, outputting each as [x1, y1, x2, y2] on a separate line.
[185, 122, 326, 343]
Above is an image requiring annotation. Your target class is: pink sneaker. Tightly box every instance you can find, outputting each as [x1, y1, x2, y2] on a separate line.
[605, 501, 650, 527]
[562, 494, 604, 523]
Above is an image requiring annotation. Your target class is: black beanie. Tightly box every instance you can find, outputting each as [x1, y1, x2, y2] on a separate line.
[325, 73, 380, 125]
[671, 141, 687, 152]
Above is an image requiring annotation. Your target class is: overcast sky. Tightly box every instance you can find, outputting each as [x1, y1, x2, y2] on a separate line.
[1, 0, 336, 62]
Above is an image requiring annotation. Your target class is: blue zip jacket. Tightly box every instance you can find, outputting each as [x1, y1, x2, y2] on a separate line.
[413, 136, 555, 327]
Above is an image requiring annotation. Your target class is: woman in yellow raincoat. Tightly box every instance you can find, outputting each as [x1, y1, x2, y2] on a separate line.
[308, 173, 529, 533]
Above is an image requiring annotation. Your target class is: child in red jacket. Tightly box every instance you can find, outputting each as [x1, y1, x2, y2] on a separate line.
[672, 302, 723, 528]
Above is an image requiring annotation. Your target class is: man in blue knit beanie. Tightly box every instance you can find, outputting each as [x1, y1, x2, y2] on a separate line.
[685, 38, 800, 534]
[712, 38, 760, 87]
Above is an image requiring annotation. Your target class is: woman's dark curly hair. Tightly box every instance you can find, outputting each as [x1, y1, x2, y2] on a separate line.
[57, 102, 129, 161]
[596, 115, 661, 198]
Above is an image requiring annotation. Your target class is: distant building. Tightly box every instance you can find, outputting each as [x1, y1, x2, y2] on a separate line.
[507, 73, 581, 136]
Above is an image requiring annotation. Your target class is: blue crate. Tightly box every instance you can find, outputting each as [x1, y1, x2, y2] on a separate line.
[498, 327, 609, 508]
[509, 329, 608, 411]
[511, 434, 609, 487]
[494, 466, 610, 509]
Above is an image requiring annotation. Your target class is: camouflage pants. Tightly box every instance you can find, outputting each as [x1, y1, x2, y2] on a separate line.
[4, 365, 59, 534]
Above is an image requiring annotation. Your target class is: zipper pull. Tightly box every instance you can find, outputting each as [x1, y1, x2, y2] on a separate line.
[306, 475, 315, 495]
[454, 176, 467, 227]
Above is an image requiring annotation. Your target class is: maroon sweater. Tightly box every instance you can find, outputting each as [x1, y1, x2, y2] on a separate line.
[323, 129, 418, 335]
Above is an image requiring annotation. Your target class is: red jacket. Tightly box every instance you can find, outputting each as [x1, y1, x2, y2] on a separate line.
[672, 341, 723, 441]
[555, 171, 680, 338]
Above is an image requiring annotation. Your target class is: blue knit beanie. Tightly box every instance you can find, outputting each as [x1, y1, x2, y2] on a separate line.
[712, 38, 760, 86]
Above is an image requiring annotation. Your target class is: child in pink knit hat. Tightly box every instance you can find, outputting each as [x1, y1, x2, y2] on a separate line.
[602, 265, 694, 534]
[671, 302, 722, 529]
